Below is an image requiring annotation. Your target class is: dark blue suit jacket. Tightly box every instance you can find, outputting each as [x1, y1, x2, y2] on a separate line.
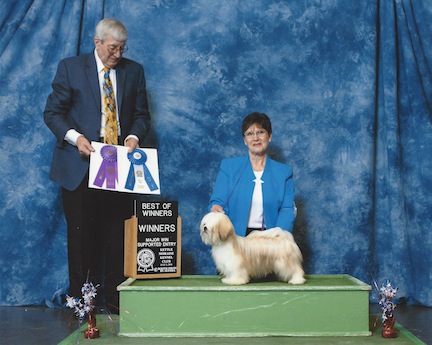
[209, 156, 296, 236]
[44, 53, 151, 191]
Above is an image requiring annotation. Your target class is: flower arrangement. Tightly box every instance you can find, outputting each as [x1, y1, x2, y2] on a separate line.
[376, 280, 398, 338]
[66, 281, 100, 339]
[66, 281, 98, 319]
[378, 281, 397, 322]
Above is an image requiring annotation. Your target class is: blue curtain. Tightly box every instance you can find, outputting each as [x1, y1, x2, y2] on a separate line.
[0, 0, 430, 307]
[373, 0, 432, 306]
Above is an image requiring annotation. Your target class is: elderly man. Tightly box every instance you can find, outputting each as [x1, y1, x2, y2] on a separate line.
[44, 18, 151, 312]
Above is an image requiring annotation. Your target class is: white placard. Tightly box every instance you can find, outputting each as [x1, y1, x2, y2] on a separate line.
[88, 142, 160, 194]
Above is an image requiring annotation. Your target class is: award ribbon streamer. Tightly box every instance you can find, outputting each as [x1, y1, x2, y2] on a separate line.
[125, 149, 159, 191]
[93, 145, 118, 189]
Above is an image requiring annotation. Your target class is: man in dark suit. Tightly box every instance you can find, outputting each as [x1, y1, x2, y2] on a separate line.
[44, 18, 151, 312]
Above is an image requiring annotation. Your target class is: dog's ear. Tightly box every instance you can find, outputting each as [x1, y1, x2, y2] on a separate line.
[215, 214, 234, 242]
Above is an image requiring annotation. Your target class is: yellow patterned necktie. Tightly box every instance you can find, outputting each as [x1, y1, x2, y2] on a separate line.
[103, 67, 118, 145]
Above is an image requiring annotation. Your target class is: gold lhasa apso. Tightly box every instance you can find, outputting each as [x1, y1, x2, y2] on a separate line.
[200, 212, 306, 285]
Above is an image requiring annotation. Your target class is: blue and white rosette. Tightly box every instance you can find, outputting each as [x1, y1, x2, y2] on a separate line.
[125, 149, 158, 192]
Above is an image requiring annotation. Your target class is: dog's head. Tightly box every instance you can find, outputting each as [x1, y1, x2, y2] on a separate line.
[200, 212, 235, 245]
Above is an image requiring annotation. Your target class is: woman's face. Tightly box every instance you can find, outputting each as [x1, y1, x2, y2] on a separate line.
[243, 123, 272, 156]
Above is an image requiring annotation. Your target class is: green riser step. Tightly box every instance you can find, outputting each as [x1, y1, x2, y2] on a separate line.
[117, 275, 372, 337]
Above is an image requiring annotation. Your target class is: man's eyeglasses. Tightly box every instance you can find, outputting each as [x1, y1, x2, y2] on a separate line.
[244, 130, 267, 138]
[98, 39, 128, 54]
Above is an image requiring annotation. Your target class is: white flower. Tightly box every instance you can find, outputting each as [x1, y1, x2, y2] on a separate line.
[66, 295, 78, 309]
[66, 281, 98, 320]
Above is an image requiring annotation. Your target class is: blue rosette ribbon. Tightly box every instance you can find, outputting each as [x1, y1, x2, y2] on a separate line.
[125, 149, 159, 191]
[93, 145, 118, 189]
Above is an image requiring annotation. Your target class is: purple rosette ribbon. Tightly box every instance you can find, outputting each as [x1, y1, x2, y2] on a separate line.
[125, 149, 159, 191]
[93, 145, 118, 189]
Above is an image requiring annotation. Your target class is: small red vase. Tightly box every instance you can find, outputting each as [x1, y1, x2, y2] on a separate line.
[84, 311, 100, 339]
[381, 317, 398, 338]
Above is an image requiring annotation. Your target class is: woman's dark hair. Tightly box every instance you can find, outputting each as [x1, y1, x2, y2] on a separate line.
[241, 112, 272, 136]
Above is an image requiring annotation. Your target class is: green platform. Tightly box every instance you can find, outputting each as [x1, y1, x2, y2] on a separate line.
[59, 315, 427, 344]
[117, 275, 372, 337]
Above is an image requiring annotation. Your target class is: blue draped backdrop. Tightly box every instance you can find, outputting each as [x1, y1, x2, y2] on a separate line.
[0, 0, 431, 307]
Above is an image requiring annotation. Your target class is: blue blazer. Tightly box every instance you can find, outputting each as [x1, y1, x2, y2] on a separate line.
[209, 156, 296, 236]
[44, 53, 151, 191]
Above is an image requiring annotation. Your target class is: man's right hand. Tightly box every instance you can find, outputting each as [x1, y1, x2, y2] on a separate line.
[76, 135, 95, 158]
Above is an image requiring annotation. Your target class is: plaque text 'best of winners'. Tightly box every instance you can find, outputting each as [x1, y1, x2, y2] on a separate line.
[124, 201, 181, 279]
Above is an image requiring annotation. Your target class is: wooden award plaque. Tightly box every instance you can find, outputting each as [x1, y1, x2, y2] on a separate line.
[124, 201, 181, 279]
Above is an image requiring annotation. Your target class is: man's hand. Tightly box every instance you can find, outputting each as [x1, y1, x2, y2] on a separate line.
[125, 137, 139, 153]
[76, 135, 95, 158]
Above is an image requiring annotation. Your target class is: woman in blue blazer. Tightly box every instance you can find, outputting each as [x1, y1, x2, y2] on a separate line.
[209, 112, 296, 236]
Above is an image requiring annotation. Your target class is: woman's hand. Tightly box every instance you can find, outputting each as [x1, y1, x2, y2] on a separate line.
[210, 204, 225, 213]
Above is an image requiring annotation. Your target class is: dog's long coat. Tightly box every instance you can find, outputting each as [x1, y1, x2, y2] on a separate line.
[200, 212, 306, 285]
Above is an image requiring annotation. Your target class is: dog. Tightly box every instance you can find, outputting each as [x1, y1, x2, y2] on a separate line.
[200, 212, 306, 285]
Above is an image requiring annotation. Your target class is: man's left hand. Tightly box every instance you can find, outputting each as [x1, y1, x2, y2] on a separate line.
[125, 137, 139, 152]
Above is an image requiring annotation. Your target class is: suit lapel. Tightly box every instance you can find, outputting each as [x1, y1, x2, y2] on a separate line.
[116, 66, 126, 118]
[237, 157, 255, 224]
[85, 55, 101, 110]
[261, 158, 271, 182]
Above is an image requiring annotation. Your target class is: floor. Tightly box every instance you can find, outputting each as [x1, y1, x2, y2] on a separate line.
[0, 304, 430, 345]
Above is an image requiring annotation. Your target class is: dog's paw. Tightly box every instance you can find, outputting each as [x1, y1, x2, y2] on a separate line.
[221, 277, 249, 285]
[288, 274, 306, 285]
